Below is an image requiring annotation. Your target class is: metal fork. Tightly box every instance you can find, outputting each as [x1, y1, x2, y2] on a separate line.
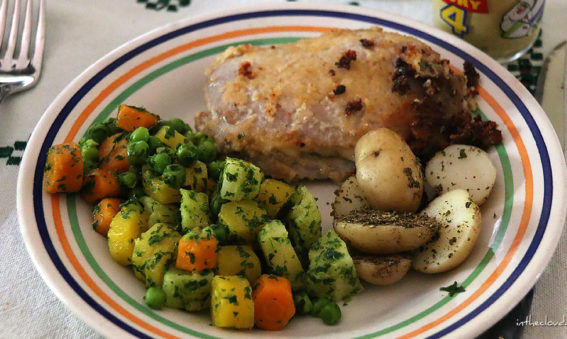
[0, 0, 45, 103]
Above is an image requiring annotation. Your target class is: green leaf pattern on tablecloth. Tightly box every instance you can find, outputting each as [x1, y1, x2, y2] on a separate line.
[0, 141, 27, 166]
[506, 30, 544, 95]
[136, 0, 191, 12]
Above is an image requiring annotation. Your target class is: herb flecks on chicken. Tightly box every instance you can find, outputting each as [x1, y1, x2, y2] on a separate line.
[196, 27, 501, 182]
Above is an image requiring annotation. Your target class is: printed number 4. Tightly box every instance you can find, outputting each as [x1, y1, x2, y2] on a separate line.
[440, 4, 469, 37]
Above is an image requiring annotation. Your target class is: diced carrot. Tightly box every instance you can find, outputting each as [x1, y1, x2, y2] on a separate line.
[81, 169, 122, 204]
[43, 142, 84, 193]
[176, 228, 218, 272]
[252, 274, 296, 331]
[116, 104, 159, 132]
[99, 133, 130, 173]
[92, 198, 123, 237]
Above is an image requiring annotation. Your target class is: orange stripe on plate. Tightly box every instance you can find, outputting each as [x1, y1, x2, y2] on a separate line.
[51, 194, 179, 338]
[397, 86, 533, 338]
[51, 27, 535, 337]
[63, 26, 332, 143]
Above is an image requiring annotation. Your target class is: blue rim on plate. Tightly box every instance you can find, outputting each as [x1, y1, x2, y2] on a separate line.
[19, 4, 566, 338]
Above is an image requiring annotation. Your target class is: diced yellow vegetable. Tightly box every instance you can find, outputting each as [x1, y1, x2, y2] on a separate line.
[218, 200, 269, 244]
[180, 188, 209, 233]
[154, 126, 187, 149]
[211, 276, 254, 329]
[163, 267, 214, 311]
[257, 178, 295, 218]
[142, 167, 181, 204]
[107, 205, 145, 266]
[220, 157, 263, 201]
[131, 223, 181, 287]
[258, 220, 305, 290]
[217, 245, 261, 283]
[139, 196, 179, 229]
[184, 160, 208, 192]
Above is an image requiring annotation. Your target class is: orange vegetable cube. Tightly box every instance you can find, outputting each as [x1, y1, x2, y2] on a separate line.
[252, 274, 295, 330]
[81, 169, 122, 204]
[43, 142, 84, 193]
[176, 227, 218, 272]
[92, 198, 123, 237]
[117, 104, 158, 132]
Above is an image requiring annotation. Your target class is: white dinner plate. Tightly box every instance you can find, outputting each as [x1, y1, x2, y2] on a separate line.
[17, 3, 567, 338]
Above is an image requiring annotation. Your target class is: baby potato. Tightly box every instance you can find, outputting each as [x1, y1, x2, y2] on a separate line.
[352, 254, 412, 286]
[332, 176, 369, 217]
[333, 210, 441, 254]
[355, 128, 423, 213]
[425, 144, 496, 205]
[413, 189, 481, 274]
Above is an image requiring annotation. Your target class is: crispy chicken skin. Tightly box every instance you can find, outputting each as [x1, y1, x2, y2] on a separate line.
[195, 27, 501, 182]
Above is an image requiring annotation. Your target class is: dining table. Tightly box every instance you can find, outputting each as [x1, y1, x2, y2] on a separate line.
[1, 0, 565, 337]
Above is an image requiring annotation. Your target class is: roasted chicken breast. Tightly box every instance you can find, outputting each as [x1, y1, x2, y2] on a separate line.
[195, 27, 500, 182]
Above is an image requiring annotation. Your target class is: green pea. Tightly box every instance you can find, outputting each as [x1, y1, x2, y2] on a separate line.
[149, 152, 172, 174]
[144, 286, 166, 309]
[162, 164, 186, 188]
[147, 136, 164, 153]
[293, 292, 312, 315]
[86, 123, 110, 143]
[118, 171, 138, 189]
[176, 144, 198, 167]
[102, 117, 122, 135]
[186, 131, 208, 145]
[318, 302, 341, 325]
[129, 127, 150, 143]
[81, 139, 99, 162]
[311, 298, 332, 316]
[162, 118, 191, 134]
[196, 140, 217, 163]
[156, 146, 176, 160]
[127, 141, 149, 165]
[207, 160, 225, 181]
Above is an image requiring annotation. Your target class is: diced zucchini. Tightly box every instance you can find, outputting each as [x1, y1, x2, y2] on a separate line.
[217, 245, 261, 283]
[107, 204, 145, 266]
[220, 157, 263, 201]
[154, 125, 187, 149]
[257, 178, 295, 218]
[139, 196, 179, 228]
[287, 185, 322, 263]
[218, 200, 269, 244]
[211, 276, 254, 329]
[258, 220, 305, 290]
[180, 188, 210, 233]
[306, 230, 362, 301]
[142, 167, 181, 204]
[131, 223, 181, 287]
[162, 266, 214, 311]
[184, 160, 208, 192]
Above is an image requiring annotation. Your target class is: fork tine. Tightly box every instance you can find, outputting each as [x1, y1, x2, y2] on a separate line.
[0, 0, 8, 46]
[31, 0, 44, 71]
[15, 0, 31, 68]
[3, 0, 21, 64]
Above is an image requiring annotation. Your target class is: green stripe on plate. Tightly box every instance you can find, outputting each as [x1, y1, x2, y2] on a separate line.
[66, 37, 514, 337]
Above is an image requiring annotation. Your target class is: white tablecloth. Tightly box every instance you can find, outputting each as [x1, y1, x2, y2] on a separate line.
[1, 0, 565, 337]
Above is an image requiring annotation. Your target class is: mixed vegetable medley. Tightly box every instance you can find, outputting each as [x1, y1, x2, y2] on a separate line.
[43, 102, 498, 331]
[43, 104, 360, 330]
